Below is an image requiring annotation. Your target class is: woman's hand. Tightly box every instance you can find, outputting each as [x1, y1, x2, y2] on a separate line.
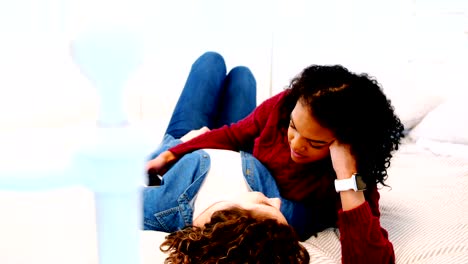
[329, 140, 357, 180]
[330, 140, 365, 211]
[146, 150, 176, 176]
[146, 127, 210, 176]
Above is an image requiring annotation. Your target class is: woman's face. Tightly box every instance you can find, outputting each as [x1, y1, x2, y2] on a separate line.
[193, 192, 287, 227]
[287, 100, 335, 164]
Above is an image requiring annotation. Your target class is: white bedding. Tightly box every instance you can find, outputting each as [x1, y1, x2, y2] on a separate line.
[1, 140, 467, 264]
[142, 141, 468, 264]
[298, 141, 468, 263]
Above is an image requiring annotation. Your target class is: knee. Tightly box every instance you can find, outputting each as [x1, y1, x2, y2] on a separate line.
[194, 51, 226, 71]
[228, 66, 256, 87]
[230, 65, 253, 76]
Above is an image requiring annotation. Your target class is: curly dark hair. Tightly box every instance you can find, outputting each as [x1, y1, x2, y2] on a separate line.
[160, 207, 310, 264]
[279, 64, 404, 187]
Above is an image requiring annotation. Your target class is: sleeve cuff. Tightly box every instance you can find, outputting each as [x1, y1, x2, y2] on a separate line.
[338, 201, 373, 232]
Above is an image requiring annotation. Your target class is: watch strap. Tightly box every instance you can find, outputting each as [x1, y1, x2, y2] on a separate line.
[334, 174, 358, 192]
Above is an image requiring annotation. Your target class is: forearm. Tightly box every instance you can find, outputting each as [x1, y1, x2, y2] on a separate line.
[330, 141, 395, 263]
[340, 190, 365, 211]
[338, 203, 395, 264]
[169, 126, 240, 156]
[335, 168, 394, 263]
[334, 163, 365, 211]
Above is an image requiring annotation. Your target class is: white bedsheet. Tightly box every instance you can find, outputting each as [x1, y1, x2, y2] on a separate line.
[1, 141, 467, 263]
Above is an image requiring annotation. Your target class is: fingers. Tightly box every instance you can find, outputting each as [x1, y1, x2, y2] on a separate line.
[146, 159, 168, 177]
[146, 150, 176, 176]
[146, 158, 159, 171]
[329, 141, 357, 178]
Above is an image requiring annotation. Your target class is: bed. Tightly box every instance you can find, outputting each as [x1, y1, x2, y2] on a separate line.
[1, 94, 467, 264]
[1, 32, 467, 264]
[140, 111, 468, 264]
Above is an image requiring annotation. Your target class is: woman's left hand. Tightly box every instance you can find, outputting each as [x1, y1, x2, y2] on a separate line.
[329, 140, 357, 180]
[330, 140, 366, 210]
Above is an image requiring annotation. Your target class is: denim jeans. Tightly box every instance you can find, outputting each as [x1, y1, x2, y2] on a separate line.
[165, 51, 257, 139]
[147, 52, 256, 185]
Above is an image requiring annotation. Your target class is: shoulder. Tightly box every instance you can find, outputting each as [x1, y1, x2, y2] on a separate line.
[268, 90, 288, 104]
[256, 90, 288, 114]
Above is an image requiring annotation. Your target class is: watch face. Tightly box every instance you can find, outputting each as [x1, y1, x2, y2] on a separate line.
[355, 174, 367, 191]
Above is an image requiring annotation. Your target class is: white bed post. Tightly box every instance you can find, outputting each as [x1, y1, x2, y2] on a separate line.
[72, 128, 149, 264]
[71, 28, 149, 264]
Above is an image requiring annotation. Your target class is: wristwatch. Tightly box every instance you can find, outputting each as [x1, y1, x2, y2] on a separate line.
[334, 173, 367, 192]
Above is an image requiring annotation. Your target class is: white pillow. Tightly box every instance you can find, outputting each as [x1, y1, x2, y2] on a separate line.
[409, 98, 468, 145]
[389, 93, 444, 131]
[140, 231, 169, 264]
[414, 138, 468, 159]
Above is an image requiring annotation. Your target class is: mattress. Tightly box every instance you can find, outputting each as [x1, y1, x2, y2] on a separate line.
[1, 141, 467, 263]
[140, 141, 468, 263]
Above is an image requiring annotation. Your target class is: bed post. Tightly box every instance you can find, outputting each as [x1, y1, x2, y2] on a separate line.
[71, 27, 149, 264]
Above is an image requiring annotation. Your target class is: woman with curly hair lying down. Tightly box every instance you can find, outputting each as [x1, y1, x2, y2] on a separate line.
[160, 207, 309, 263]
[144, 130, 310, 263]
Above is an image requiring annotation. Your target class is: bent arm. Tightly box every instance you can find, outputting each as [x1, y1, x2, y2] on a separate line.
[330, 141, 394, 263]
[168, 91, 284, 157]
[338, 188, 395, 264]
[335, 171, 395, 264]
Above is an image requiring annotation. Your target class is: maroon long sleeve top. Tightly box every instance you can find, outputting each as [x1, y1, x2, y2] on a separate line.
[169, 91, 395, 263]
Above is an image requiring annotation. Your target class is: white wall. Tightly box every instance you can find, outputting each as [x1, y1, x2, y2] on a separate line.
[0, 0, 467, 129]
[0, 3, 466, 263]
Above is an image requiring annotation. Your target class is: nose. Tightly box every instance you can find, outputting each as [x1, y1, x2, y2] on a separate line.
[268, 198, 282, 210]
[290, 132, 306, 151]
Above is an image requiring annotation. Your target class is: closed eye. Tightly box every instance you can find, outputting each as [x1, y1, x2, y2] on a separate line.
[290, 119, 327, 149]
[260, 200, 273, 207]
[289, 120, 296, 129]
[309, 143, 326, 149]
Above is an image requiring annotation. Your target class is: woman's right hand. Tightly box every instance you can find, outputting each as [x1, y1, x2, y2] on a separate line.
[146, 150, 177, 176]
[147, 127, 209, 176]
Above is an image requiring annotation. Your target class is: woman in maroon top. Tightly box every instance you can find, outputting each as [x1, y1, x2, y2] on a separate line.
[147, 51, 404, 264]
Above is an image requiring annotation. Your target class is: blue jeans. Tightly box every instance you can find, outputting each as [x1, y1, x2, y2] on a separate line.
[145, 52, 325, 239]
[148, 51, 257, 185]
[165, 51, 257, 139]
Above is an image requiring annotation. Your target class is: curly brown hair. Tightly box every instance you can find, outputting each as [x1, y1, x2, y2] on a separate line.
[160, 207, 310, 263]
[279, 64, 404, 187]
